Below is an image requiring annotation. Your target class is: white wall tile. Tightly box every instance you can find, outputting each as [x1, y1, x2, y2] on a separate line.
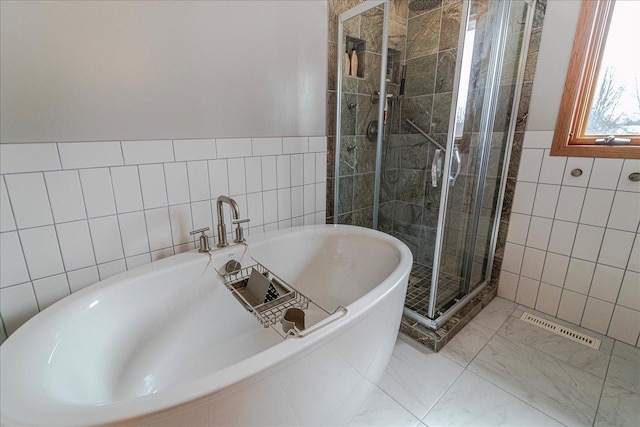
[5, 173, 53, 228]
[526, 216, 552, 250]
[541, 252, 569, 287]
[579, 189, 614, 227]
[589, 158, 624, 190]
[617, 159, 640, 192]
[617, 271, 640, 311]
[187, 161, 210, 202]
[209, 159, 229, 198]
[502, 243, 525, 274]
[126, 253, 151, 270]
[291, 186, 304, 218]
[557, 290, 587, 325]
[303, 214, 315, 225]
[598, 229, 634, 269]
[506, 213, 530, 245]
[515, 276, 539, 307]
[554, 186, 586, 222]
[498, 270, 519, 300]
[0, 232, 29, 288]
[246, 193, 264, 226]
[139, 164, 168, 209]
[303, 153, 316, 185]
[522, 131, 553, 149]
[315, 211, 326, 224]
[607, 191, 640, 232]
[564, 258, 595, 295]
[245, 157, 262, 193]
[516, 149, 543, 182]
[277, 189, 291, 222]
[98, 259, 126, 280]
[164, 163, 190, 205]
[79, 168, 116, 217]
[0, 283, 39, 335]
[151, 248, 174, 262]
[589, 264, 624, 303]
[0, 143, 61, 174]
[538, 150, 566, 185]
[263, 190, 278, 224]
[316, 153, 327, 182]
[173, 139, 216, 161]
[191, 201, 214, 238]
[581, 298, 614, 335]
[0, 179, 16, 232]
[59, 141, 123, 169]
[175, 242, 195, 254]
[252, 138, 282, 156]
[261, 157, 277, 191]
[118, 211, 149, 257]
[283, 137, 309, 154]
[45, 171, 86, 222]
[572, 225, 605, 262]
[532, 184, 560, 218]
[291, 216, 304, 227]
[607, 306, 640, 345]
[548, 220, 577, 256]
[535, 283, 561, 316]
[563, 157, 593, 187]
[56, 220, 95, 271]
[511, 182, 537, 214]
[277, 155, 291, 189]
[520, 247, 546, 280]
[227, 158, 247, 196]
[111, 166, 143, 213]
[67, 266, 99, 293]
[278, 219, 292, 230]
[33, 274, 70, 310]
[122, 140, 174, 165]
[89, 216, 123, 264]
[145, 208, 173, 251]
[216, 138, 252, 158]
[315, 182, 326, 212]
[20, 226, 64, 279]
[309, 136, 327, 152]
[169, 204, 193, 245]
[628, 237, 640, 273]
[291, 154, 304, 187]
[303, 184, 315, 215]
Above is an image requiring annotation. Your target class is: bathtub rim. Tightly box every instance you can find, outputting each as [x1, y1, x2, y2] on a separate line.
[0, 224, 412, 426]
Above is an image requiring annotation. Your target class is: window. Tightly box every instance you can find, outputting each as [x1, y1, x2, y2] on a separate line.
[551, 0, 640, 159]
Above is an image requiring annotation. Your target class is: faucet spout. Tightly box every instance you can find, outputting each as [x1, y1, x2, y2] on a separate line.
[216, 196, 249, 247]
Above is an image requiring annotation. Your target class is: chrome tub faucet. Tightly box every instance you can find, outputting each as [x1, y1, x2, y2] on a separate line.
[216, 196, 250, 247]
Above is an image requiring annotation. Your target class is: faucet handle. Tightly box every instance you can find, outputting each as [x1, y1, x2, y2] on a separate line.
[190, 227, 210, 253]
[232, 218, 250, 225]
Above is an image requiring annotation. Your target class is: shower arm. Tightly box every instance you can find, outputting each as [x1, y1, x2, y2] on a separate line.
[405, 119, 447, 151]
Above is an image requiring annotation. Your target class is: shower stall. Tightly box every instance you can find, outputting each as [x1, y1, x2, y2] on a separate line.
[333, 0, 535, 331]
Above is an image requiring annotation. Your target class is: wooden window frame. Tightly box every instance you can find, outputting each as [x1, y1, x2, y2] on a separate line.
[551, 0, 640, 159]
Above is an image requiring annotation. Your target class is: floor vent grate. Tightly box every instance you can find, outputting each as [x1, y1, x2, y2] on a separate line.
[519, 312, 601, 350]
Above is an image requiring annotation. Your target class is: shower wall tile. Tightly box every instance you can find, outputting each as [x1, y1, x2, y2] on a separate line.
[0, 135, 327, 337]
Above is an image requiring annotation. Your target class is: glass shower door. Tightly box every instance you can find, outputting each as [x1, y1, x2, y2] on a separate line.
[427, 0, 532, 319]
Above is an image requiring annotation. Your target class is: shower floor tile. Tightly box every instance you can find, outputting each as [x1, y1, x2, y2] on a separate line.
[404, 262, 462, 319]
[345, 297, 640, 427]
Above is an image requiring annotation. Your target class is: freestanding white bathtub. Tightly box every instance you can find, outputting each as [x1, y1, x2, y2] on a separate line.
[0, 225, 411, 426]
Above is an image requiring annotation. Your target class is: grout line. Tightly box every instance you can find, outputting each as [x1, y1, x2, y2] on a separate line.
[76, 169, 100, 288]
[41, 172, 69, 303]
[136, 166, 154, 258]
[106, 167, 128, 280]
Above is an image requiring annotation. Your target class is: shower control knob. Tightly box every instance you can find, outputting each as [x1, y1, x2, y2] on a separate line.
[570, 168, 583, 177]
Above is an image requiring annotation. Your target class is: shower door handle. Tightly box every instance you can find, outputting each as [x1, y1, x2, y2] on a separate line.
[431, 149, 442, 187]
[449, 145, 461, 187]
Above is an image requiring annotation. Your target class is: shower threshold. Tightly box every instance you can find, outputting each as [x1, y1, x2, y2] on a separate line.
[404, 262, 462, 320]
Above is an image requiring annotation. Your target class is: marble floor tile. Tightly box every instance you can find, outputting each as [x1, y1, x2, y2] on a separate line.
[606, 341, 640, 394]
[423, 370, 563, 427]
[594, 381, 640, 427]
[472, 297, 518, 331]
[347, 387, 421, 427]
[469, 334, 604, 426]
[377, 337, 464, 420]
[439, 321, 495, 367]
[497, 316, 611, 377]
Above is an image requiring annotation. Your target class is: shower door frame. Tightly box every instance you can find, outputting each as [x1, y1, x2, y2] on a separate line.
[333, 0, 390, 226]
[407, 0, 537, 328]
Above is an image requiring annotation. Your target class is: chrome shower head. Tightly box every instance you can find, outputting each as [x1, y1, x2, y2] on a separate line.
[408, 0, 442, 12]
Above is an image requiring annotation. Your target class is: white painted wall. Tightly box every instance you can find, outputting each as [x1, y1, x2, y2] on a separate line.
[499, 0, 640, 347]
[0, 0, 327, 143]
